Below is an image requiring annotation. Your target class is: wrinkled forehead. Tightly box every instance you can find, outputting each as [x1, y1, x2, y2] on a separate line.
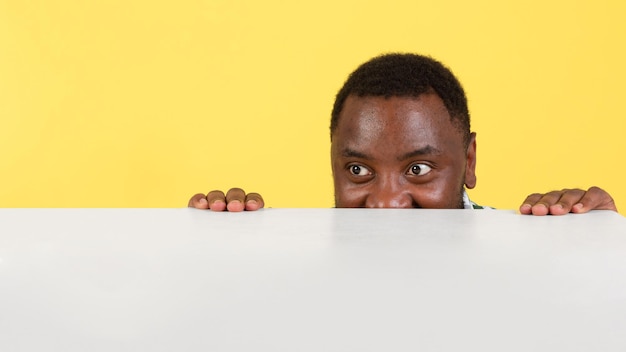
[332, 94, 463, 152]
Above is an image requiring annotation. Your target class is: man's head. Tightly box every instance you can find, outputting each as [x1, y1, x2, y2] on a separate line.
[330, 53, 477, 208]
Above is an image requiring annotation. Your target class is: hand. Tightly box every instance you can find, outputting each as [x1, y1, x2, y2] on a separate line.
[519, 186, 617, 216]
[188, 188, 264, 212]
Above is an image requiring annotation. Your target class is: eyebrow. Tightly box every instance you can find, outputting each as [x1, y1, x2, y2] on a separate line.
[341, 148, 371, 160]
[340, 145, 442, 161]
[397, 146, 442, 161]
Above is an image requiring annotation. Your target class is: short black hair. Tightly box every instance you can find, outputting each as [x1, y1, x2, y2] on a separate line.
[330, 53, 471, 146]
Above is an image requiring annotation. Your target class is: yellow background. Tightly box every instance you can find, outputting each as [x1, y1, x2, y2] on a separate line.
[1, 0, 625, 214]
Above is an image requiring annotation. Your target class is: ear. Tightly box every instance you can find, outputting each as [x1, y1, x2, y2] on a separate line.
[464, 132, 477, 189]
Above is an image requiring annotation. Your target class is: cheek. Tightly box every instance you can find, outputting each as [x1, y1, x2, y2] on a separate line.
[407, 178, 464, 208]
[333, 177, 367, 208]
[409, 190, 446, 208]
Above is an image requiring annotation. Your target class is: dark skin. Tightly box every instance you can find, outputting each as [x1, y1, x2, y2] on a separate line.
[331, 94, 475, 208]
[188, 93, 618, 215]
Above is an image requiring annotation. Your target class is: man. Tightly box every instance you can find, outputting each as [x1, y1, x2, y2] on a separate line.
[188, 53, 617, 215]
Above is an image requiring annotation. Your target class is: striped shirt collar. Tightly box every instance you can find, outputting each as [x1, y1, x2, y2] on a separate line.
[463, 190, 489, 209]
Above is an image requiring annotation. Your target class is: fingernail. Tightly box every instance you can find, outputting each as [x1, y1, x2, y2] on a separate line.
[246, 199, 258, 210]
[210, 200, 227, 211]
[226, 200, 244, 212]
[211, 199, 225, 205]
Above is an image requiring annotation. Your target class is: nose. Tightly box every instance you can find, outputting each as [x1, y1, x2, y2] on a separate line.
[365, 182, 414, 208]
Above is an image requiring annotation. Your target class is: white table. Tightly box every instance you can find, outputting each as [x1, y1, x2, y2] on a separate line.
[1, 208, 626, 351]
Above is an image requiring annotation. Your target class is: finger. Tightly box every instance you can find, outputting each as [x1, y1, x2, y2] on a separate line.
[207, 190, 227, 211]
[520, 192, 561, 216]
[546, 188, 585, 215]
[188, 193, 209, 209]
[571, 186, 618, 213]
[225, 188, 246, 212]
[528, 191, 564, 216]
[520, 193, 543, 215]
[244, 192, 265, 211]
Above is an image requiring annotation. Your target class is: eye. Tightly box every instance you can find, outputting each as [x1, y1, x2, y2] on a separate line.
[407, 163, 432, 176]
[349, 164, 372, 176]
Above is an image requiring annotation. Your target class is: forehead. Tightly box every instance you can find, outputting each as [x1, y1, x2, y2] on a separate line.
[332, 94, 464, 154]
